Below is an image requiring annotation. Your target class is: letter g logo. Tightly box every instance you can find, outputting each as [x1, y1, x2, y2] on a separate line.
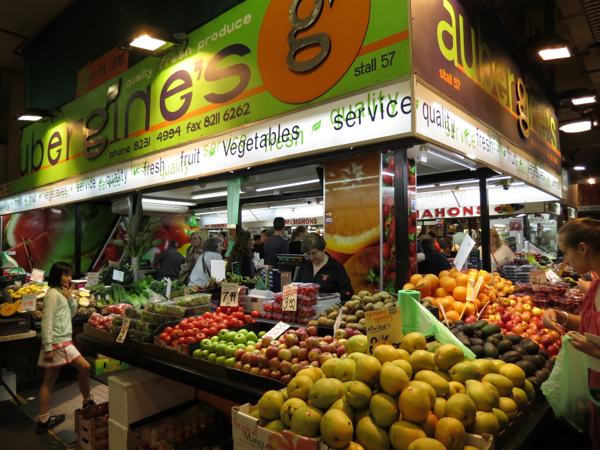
[258, 0, 370, 104]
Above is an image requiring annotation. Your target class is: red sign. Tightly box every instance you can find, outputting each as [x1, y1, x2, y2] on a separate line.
[285, 218, 319, 226]
[76, 47, 129, 97]
[417, 206, 482, 219]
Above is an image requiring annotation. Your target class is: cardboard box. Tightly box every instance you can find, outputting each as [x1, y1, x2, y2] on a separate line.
[109, 418, 129, 450]
[127, 400, 224, 450]
[85, 355, 130, 375]
[232, 403, 321, 450]
[465, 433, 494, 450]
[75, 402, 110, 450]
[246, 289, 274, 314]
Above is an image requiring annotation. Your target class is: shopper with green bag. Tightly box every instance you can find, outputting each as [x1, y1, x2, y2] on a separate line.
[542, 218, 600, 448]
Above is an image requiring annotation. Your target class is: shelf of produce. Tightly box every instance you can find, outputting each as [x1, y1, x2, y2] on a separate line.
[33, 316, 89, 331]
[77, 333, 267, 405]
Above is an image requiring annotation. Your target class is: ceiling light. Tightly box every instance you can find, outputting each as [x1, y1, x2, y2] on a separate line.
[121, 26, 187, 56]
[255, 179, 320, 192]
[539, 46, 571, 60]
[195, 210, 228, 215]
[589, 178, 596, 185]
[574, 166, 586, 171]
[142, 199, 197, 207]
[438, 180, 478, 187]
[515, 214, 526, 217]
[489, 176, 511, 181]
[427, 150, 475, 170]
[559, 120, 592, 133]
[572, 96, 596, 106]
[130, 35, 165, 51]
[512, 182, 525, 186]
[418, 184, 436, 189]
[190, 190, 243, 200]
[16, 108, 56, 122]
[269, 203, 309, 209]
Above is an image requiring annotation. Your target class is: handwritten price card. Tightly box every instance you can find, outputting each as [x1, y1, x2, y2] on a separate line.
[31, 269, 45, 283]
[22, 294, 37, 312]
[282, 285, 298, 312]
[365, 306, 403, 354]
[531, 270, 548, 291]
[221, 283, 239, 307]
[263, 322, 291, 340]
[116, 318, 132, 343]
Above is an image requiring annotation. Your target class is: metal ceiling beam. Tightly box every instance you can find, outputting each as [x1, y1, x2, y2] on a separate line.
[417, 168, 497, 186]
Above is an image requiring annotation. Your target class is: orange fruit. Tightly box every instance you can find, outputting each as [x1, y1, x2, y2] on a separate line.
[453, 301, 466, 314]
[424, 274, 439, 290]
[438, 297, 454, 312]
[477, 293, 489, 304]
[489, 292, 496, 302]
[441, 277, 458, 293]
[453, 286, 467, 301]
[449, 268, 458, 275]
[439, 270, 450, 279]
[410, 274, 424, 285]
[455, 274, 469, 287]
[413, 279, 431, 291]
[483, 273, 492, 283]
[465, 302, 476, 316]
[445, 310, 460, 322]
[423, 296, 435, 304]
[472, 298, 481, 309]
[403, 283, 415, 290]
[435, 287, 448, 298]
[419, 289, 431, 299]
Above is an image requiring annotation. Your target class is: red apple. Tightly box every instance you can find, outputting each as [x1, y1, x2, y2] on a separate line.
[319, 342, 331, 353]
[335, 329, 348, 339]
[234, 361, 243, 370]
[248, 353, 259, 367]
[546, 344, 559, 357]
[242, 363, 252, 372]
[305, 337, 320, 350]
[291, 363, 303, 375]
[289, 345, 300, 358]
[505, 321, 515, 331]
[270, 370, 282, 380]
[513, 303, 524, 313]
[266, 346, 279, 359]
[268, 357, 280, 371]
[336, 345, 346, 357]
[521, 312, 532, 323]
[250, 367, 261, 375]
[297, 348, 308, 361]
[285, 334, 299, 347]
[531, 307, 543, 317]
[235, 349, 246, 360]
[323, 335, 334, 344]
[279, 360, 292, 374]
[308, 348, 322, 362]
[257, 355, 268, 368]
[345, 327, 355, 337]
[278, 348, 292, 362]
[307, 326, 318, 336]
[280, 374, 292, 385]
[241, 352, 251, 365]
[260, 368, 271, 377]
[310, 361, 320, 367]
[513, 324, 524, 335]
[319, 352, 334, 365]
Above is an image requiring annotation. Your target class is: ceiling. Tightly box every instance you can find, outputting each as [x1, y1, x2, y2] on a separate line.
[1, 0, 599, 200]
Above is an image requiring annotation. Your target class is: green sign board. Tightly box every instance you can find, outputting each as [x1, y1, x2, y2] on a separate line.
[16, 0, 409, 193]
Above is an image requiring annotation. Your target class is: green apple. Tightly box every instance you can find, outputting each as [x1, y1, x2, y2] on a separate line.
[215, 343, 227, 356]
[224, 344, 237, 358]
[234, 333, 247, 345]
[200, 349, 210, 360]
[207, 353, 217, 362]
[200, 340, 211, 351]
[246, 332, 258, 342]
[258, 331, 266, 338]
[192, 349, 203, 359]
[226, 331, 237, 342]
[245, 345, 257, 353]
[224, 357, 236, 367]
[215, 355, 227, 365]
[211, 336, 220, 343]
[208, 341, 218, 353]
[218, 329, 229, 341]
[236, 343, 246, 350]
[246, 341, 257, 347]
[238, 329, 249, 335]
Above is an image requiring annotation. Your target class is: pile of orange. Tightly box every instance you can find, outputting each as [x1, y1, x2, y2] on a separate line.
[402, 268, 514, 322]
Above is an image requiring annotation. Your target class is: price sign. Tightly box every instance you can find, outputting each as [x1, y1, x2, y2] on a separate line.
[546, 270, 562, 283]
[365, 307, 403, 354]
[263, 322, 291, 340]
[282, 285, 298, 312]
[105, 294, 110, 303]
[22, 294, 37, 312]
[31, 269, 45, 283]
[87, 273, 99, 286]
[531, 270, 548, 291]
[165, 278, 173, 299]
[116, 318, 132, 343]
[221, 283, 239, 307]
[112, 269, 124, 282]
[333, 308, 343, 334]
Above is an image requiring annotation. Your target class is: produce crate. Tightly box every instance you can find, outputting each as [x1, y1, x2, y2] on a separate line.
[0, 315, 32, 336]
[84, 354, 130, 375]
[495, 400, 536, 449]
[0, 273, 27, 289]
[75, 402, 109, 450]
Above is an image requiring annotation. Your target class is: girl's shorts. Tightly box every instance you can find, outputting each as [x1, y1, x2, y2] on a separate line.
[37, 341, 81, 368]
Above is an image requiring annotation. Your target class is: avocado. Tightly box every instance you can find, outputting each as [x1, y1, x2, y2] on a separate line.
[458, 335, 472, 348]
[500, 350, 523, 363]
[515, 360, 537, 377]
[522, 355, 543, 370]
[486, 336, 501, 346]
[483, 342, 500, 359]
[474, 320, 489, 330]
[526, 376, 542, 389]
[468, 338, 485, 347]
[506, 334, 523, 345]
[455, 320, 465, 327]
[519, 340, 540, 355]
[474, 330, 485, 339]
[462, 323, 476, 337]
[471, 345, 484, 358]
[535, 369, 550, 382]
[497, 339, 513, 354]
[538, 350, 549, 360]
[481, 323, 502, 337]
[491, 333, 505, 341]
[533, 354, 546, 367]
[512, 345, 528, 356]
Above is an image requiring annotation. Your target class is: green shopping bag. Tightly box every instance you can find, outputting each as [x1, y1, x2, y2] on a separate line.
[541, 335, 591, 433]
[398, 290, 475, 360]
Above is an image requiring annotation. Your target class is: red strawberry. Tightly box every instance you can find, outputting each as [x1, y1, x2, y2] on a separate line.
[383, 243, 391, 260]
[382, 169, 394, 186]
[388, 156, 395, 172]
[383, 198, 394, 218]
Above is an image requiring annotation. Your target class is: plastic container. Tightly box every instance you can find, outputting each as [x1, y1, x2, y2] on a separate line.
[174, 292, 211, 307]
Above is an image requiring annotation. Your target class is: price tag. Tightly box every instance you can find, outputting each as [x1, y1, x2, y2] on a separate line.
[333, 308, 343, 334]
[97, 295, 102, 301]
[282, 285, 298, 312]
[531, 270, 548, 291]
[365, 307, 403, 354]
[165, 278, 173, 299]
[221, 283, 239, 307]
[105, 294, 110, 303]
[546, 270, 562, 283]
[263, 322, 291, 340]
[116, 318, 132, 343]
[87, 273, 99, 286]
[31, 269, 45, 283]
[113, 269, 124, 282]
[22, 294, 37, 312]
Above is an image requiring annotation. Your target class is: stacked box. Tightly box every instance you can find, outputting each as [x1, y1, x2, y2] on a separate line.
[75, 402, 110, 450]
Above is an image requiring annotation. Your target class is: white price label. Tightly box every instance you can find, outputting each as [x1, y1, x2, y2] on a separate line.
[531, 270, 548, 291]
[112, 269, 124, 282]
[22, 294, 37, 312]
[221, 283, 239, 307]
[546, 270, 562, 283]
[333, 308, 343, 334]
[116, 318, 132, 343]
[105, 294, 110, 302]
[31, 269, 45, 283]
[165, 278, 173, 299]
[282, 285, 298, 312]
[87, 273, 99, 286]
[365, 307, 403, 354]
[263, 322, 291, 340]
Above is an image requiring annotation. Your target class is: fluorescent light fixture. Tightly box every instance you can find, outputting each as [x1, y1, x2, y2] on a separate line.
[143, 199, 197, 207]
[427, 150, 475, 170]
[458, 186, 480, 190]
[572, 96, 596, 106]
[589, 178, 596, 185]
[512, 182, 525, 186]
[418, 184, 436, 189]
[130, 35, 166, 51]
[195, 210, 228, 215]
[560, 120, 592, 133]
[516, 214, 526, 217]
[256, 179, 320, 192]
[574, 166, 586, 171]
[16, 108, 55, 122]
[438, 180, 478, 187]
[494, 224, 506, 228]
[489, 176, 511, 181]
[191, 190, 243, 200]
[18, 113, 43, 121]
[538, 46, 571, 61]
[269, 203, 309, 209]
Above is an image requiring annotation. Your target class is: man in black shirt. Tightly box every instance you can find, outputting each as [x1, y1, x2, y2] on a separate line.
[264, 217, 289, 266]
[154, 240, 185, 281]
[418, 235, 451, 275]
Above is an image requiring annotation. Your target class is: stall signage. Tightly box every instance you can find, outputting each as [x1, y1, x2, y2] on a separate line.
[263, 322, 291, 340]
[112, 269, 124, 282]
[31, 269, 45, 283]
[1, 80, 412, 214]
[76, 46, 129, 98]
[418, 206, 481, 219]
[86, 272, 99, 286]
[221, 283, 239, 307]
[366, 307, 403, 353]
[116, 318, 132, 343]
[14, 0, 410, 194]
[411, 0, 560, 172]
[22, 294, 37, 312]
[415, 82, 561, 199]
[282, 285, 298, 312]
[531, 270, 548, 291]
[285, 218, 319, 226]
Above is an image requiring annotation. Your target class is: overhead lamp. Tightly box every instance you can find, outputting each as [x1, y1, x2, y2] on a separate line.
[142, 198, 197, 207]
[121, 26, 187, 56]
[427, 150, 476, 171]
[489, 176, 511, 181]
[16, 108, 56, 122]
[190, 190, 243, 200]
[438, 180, 478, 187]
[559, 120, 592, 133]
[515, 214, 526, 218]
[512, 182, 525, 186]
[572, 96, 596, 106]
[537, 34, 571, 60]
[418, 184, 436, 189]
[269, 203, 309, 209]
[589, 178, 597, 185]
[195, 210, 228, 215]
[255, 179, 320, 192]
[574, 166, 586, 171]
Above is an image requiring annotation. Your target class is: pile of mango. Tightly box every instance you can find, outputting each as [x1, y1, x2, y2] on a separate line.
[253, 332, 536, 450]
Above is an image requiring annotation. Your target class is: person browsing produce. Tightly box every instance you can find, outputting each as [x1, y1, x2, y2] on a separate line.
[225, 230, 256, 278]
[289, 226, 307, 254]
[188, 237, 223, 287]
[295, 233, 353, 301]
[37, 261, 94, 434]
[482, 228, 515, 270]
[418, 235, 451, 275]
[180, 232, 203, 283]
[542, 218, 600, 448]
[153, 240, 185, 281]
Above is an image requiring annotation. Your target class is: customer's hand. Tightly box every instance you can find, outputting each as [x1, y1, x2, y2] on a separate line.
[567, 331, 600, 358]
[578, 279, 591, 294]
[44, 351, 54, 362]
[542, 308, 561, 332]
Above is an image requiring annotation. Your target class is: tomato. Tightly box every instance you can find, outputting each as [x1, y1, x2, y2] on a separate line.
[251, 311, 261, 318]
[232, 312, 245, 321]
[238, 306, 245, 313]
[214, 323, 226, 332]
[184, 323, 194, 331]
[182, 330, 193, 338]
[164, 336, 173, 345]
[228, 318, 240, 328]
[191, 328, 200, 334]
[176, 337, 187, 346]
[159, 332, 167, 340]
[164, 327, 174, 334]
[244, 315, 254, 324]
[204, 328, 217, 337]
[203, 312, 213, 319]
[184, 337, 196, 345]
[216, 306, 224, 314]
[197, 333, 207, 341]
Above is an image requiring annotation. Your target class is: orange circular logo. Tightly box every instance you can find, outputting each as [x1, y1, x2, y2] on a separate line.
[257, 0, 371, 104]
